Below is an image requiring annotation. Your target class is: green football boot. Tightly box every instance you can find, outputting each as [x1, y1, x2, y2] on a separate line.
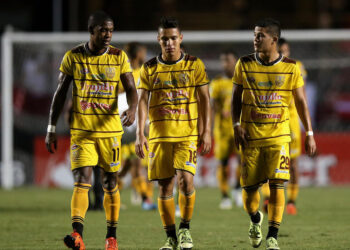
[159, 237, 178, 250]
[248, 211, 263, 248]
[266, 237, 280, 250]
[178, 228, 193, 250]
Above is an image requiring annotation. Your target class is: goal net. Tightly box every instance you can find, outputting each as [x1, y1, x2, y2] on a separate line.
[2, 30, 350, 189]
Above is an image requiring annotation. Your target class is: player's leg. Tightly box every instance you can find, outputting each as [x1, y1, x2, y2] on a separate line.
[241, 146, 265, 248]
[98, 136, 123, 250]
[265, 143, 290, 250]
[158, 177, 178, 249]
[174, 141, 198, 250]
[64, 136, 98, 250]
[286, 157, 299, 215]
[261, 182, 270, 213]
[148, 142, 177, 249]
[217, 158, 232, 209]
[232, 152, 243, 207]
[92, 166, 104, 210]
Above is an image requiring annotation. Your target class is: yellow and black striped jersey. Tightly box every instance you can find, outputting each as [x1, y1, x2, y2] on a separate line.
[233, 53, 304, 147]
[138, 53, 209, 143]
[59, 43, 132, 137]
[210, 75, 234, 139]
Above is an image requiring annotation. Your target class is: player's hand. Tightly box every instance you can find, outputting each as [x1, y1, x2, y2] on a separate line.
[45, 132, 57, 154]
[199, 131, 212, 155]
[135, 134, 149, 159]
[121, 108, 136, 127]
[234, 125, 249, 149]
[305, 135, 316, 157]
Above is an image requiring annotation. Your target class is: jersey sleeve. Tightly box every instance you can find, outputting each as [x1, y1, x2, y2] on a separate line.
[120, 50, 132, 75]
[296, 60, 307, 81]
[137, 65, 150, 90]
[293, 64, 304, 89]
[194, 59, 209, 87]
[59, 50, 73, 76]
[232, 59, 243, 86]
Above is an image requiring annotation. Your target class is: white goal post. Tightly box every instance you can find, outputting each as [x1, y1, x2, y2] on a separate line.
[2, 29, 350, 189]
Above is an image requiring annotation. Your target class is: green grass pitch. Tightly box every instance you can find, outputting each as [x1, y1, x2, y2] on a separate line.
[0, 186, 349, 249]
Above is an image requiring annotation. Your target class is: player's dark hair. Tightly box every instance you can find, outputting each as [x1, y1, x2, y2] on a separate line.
[88, 11, 113, 34]
[125, 42, 145, 60]
[255, 18, 281, 40]
[159, 17, 180, 32]
[278, 37, 288, 47]
[221, 49, 238, 59]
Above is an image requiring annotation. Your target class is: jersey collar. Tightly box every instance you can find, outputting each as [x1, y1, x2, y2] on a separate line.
[157, 52, 185, 65]
[84, 42, 110, 56]
[255, 52, 283, 66]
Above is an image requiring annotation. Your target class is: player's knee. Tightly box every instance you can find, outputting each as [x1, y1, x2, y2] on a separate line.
[158, 178, 174, 197]
[103, 173, 118, 190]
[72, 167, 92, 184]
[177, 173, 194, 194]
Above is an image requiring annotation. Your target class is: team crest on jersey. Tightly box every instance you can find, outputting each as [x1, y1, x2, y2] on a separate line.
[105, 67, 116, 79]
[178, 73, 189, 84]
[189, 142, 197, 150]
[71, 144, 80, 161]
[275, 76, 285, 87]
[112, 137, 119, 147]
[149, 152, 155, 158]
[80, 68, 89, 74]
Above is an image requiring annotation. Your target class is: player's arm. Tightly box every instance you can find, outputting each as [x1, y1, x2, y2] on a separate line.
[293, 86, 317, 156]
[231, 84, 249, 149]
[135, 89, 149, 159]
[197, 84, 212, 155]
[45, 72, 73, 153]
[120, 72, 138, 126]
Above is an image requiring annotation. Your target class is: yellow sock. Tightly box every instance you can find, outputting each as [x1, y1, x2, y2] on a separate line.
[71, 182, 91, 225]
[158, 196, 176, 230]
[287, 183, 299, 203]
[261, 182, 270, 200]
[132, 176, 148, 197]
[242, 188, 260, 214]
[103, 185, 120, 228]
[268, 181, 285, 228]
[179, 190, 196, 222]
[146, 181, 154, 199]
[217, 165, 229, 195]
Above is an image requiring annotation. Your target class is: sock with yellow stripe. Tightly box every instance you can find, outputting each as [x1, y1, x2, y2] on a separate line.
[158, 195, 176, 238]
[103, 185, 120, 239]
[287, 183, 299, 204]
[179, 190, 196, 229]
[267, 181, 285, 239]
[217, 165, 229, 198]
[132, 176, 148, 201]
[242, 188, 260, 222]
[71, 182, 91, 237]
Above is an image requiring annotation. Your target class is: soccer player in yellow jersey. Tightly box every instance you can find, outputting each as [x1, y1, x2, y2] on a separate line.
[232, 18, 316, 249]
[211, 50, 243, 209]
[118, 42, 156, 210]
[45, 11, 137, 250]
[136, 17, 211, 250]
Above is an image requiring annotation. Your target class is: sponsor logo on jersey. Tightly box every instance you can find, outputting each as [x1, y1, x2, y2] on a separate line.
[80, 100, 111, 111]
[178, 73, 189, 84]
[80, 68, 89, 74]
[251, 110, 281, 119]
[110, 162, 120, 167]
[105, 67, 116, 79]
[275, 76, 285, 87]
[164, 79, 178, 85]
[158, 107, 188, 115]
[258, 81, 273, 87]
[91, 73, 107, 80]
[154, 90, 189, 102]
[257, 92, 282, 101]
[81, 82, 115, 92]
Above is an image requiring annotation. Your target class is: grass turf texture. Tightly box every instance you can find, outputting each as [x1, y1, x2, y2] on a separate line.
[0, 187, 349, 249]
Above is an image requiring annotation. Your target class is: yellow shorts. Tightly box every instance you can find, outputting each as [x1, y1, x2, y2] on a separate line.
[148, 141, 198, 181]
[70, 135, 122, 173]
[290, 117, 301, 159]
[214, 135, 238, 161]
[241, 143, 290, 189]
